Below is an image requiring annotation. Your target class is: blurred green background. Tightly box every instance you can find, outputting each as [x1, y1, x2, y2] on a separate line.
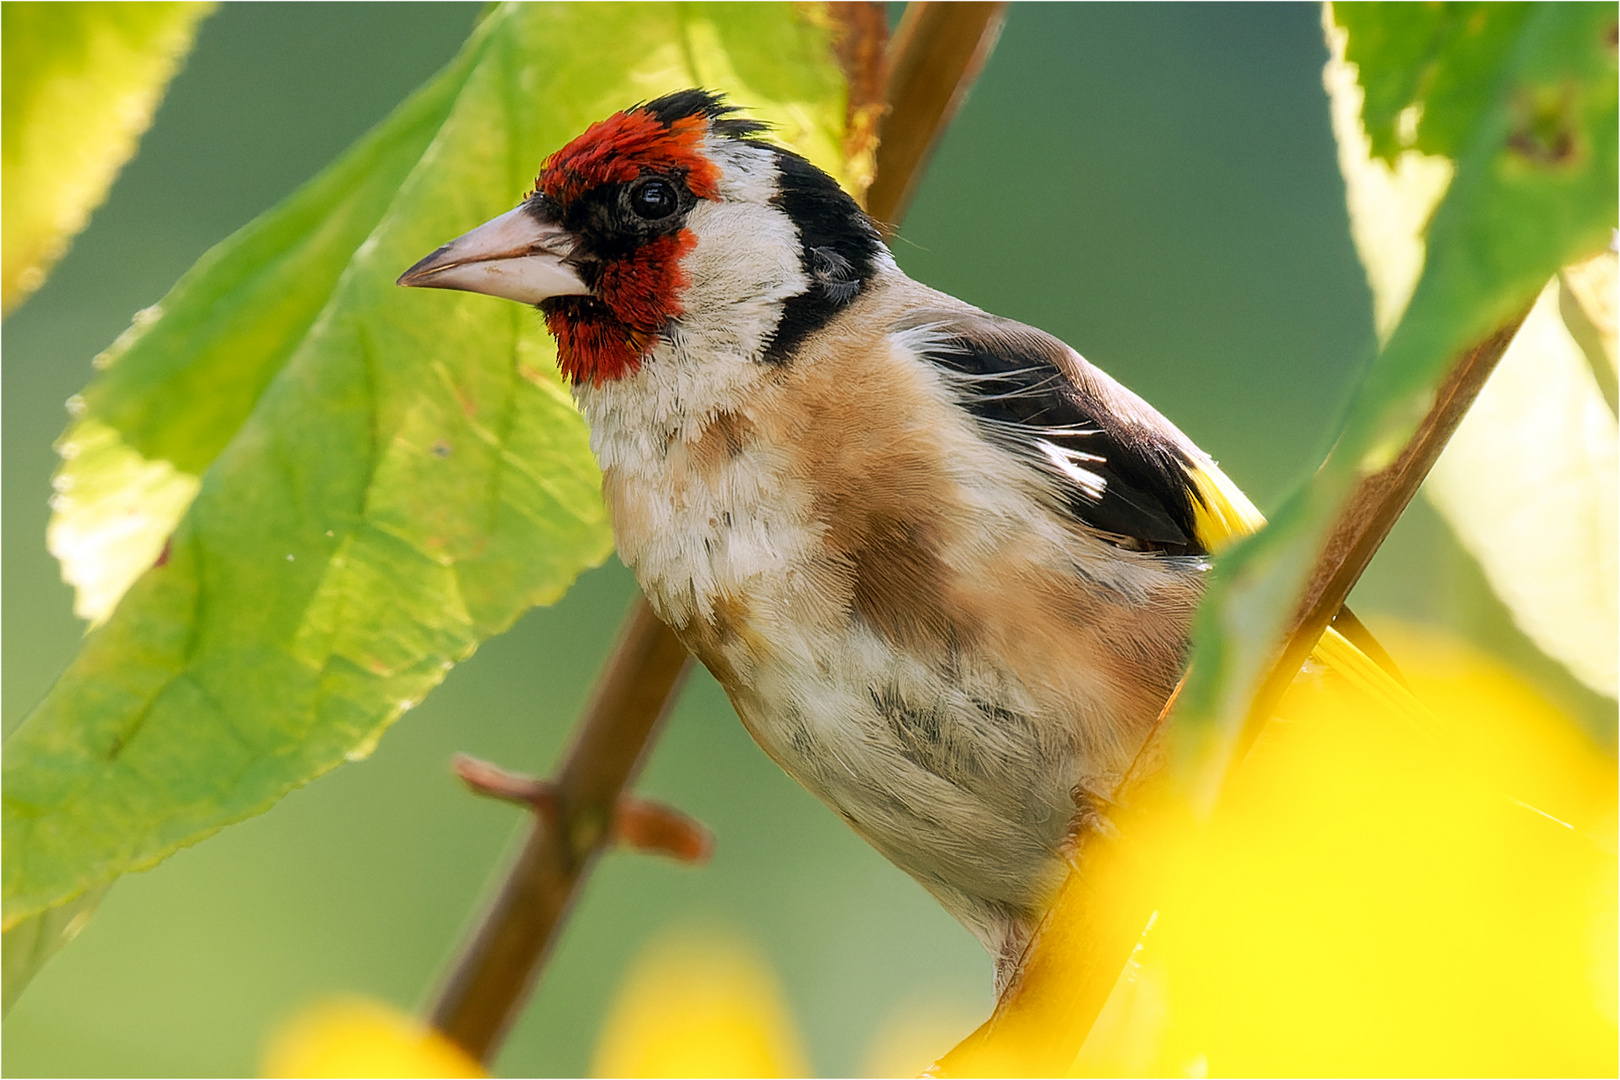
[3, 4, 1610, 1076]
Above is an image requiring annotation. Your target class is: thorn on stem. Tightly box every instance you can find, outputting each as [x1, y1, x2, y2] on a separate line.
[452, 752, 553, 807]
[451, 753, 713, 865]
[613, 797, 714, 864]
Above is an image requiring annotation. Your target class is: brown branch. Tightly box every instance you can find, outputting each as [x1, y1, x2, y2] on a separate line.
[868, 2, 1007, 226]
[426, 2, 1006, 1065]
[429, 599, 692, 1060]
[936, 316, 1529, 1077]
[827, 0, 890, 207]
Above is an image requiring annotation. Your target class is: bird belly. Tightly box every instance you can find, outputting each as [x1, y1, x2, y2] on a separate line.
[593, 418, 1082, 960]
[725, 631, 1078, 960]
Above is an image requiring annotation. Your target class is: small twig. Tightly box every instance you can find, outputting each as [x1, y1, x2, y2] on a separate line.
[453, 754, 713, 864]
[935, 315, 1529, 1077]
[429, 599, 692, 1061]
[426, 3, 1008, 1065]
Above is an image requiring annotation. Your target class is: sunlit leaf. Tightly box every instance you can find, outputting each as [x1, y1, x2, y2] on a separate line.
[1322, 6, 1454, 338]
[44, 33, 495, 625]
[1425, 276, 1618, 698]
[1, 1, 213, 314]
[1328, 3, 1619, 701]
[1560, 248, 1619, 407]
[3, 0, 863, 992]
[1171, 1, 1618, 799]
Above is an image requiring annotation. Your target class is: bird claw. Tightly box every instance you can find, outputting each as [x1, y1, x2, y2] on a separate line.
[452, 753, 713, 865]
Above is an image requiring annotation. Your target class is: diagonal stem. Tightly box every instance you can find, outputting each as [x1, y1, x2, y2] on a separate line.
[1229, 317, 1523, 766]
[425, 1, 1007, 1064]
[868, 2, 1007, 225]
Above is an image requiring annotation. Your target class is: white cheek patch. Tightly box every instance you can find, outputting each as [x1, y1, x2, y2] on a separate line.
[682, 200, 808, 317]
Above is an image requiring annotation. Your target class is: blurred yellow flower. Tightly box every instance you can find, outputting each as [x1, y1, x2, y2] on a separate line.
[262, 624, 1614, 1080]
[261, 997, 484, 1079]
[592, 930, 809, 1078]
[1075, 622, 1617, 1077]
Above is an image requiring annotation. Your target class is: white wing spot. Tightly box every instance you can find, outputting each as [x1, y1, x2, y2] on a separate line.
[1038, 439, 1107, 500]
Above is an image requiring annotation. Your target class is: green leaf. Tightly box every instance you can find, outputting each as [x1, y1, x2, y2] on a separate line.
[4, 0, 860, 989]
[1172, 2, 1618, 805]
[1, 1, 214, 314]
[45, 8, 492, 626]
[1337, 2, 1532, 164]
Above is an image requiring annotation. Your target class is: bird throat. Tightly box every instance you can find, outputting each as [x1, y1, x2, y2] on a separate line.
[543, 229, 697, 386]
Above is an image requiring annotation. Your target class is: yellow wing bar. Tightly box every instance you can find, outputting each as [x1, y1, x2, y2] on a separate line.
[1182, 454, 1428, 723]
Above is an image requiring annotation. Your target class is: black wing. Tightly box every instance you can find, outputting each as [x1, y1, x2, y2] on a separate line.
[900, 309, 1207, 556]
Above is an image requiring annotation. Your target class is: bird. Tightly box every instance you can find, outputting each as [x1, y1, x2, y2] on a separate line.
[397, 88, 1368, 990]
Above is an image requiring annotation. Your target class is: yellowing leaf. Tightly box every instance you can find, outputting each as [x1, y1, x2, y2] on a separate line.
[1, 1, 213, 313]
[262, 998, 483, 1079]
[592, 932, 808, 1078]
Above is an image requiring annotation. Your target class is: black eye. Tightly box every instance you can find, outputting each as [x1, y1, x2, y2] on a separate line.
[631, 178, 678, 220]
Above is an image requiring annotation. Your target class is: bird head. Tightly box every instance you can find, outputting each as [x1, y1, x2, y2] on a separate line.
[398, 89, 885, 386]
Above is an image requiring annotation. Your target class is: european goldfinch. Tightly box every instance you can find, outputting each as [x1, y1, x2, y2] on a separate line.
[400, 90, 1340, 988]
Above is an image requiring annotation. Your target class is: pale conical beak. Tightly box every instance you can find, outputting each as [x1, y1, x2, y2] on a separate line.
[396, 206, 591, 305]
